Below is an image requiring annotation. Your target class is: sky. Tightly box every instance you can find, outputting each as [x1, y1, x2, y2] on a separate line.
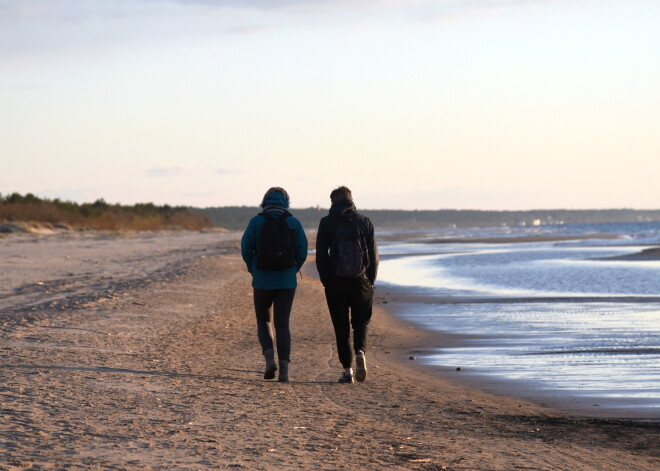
[1, 0, 659, 210]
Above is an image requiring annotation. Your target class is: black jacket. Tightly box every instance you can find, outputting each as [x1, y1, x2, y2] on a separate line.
[315, 199, 379, 286]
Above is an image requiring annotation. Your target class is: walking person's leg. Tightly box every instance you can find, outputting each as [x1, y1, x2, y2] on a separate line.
[253, 288, 277, 379]
[272, 288, 296, 382]
[349, 277, 374, 382]
[325, 279, 354, 382]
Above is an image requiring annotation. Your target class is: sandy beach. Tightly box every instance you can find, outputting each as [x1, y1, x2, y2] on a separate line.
[1, 231, 658, 470]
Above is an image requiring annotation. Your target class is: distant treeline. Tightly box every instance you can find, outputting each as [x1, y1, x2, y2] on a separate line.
[195, 206, 660, 231]
[4, 193, 659, 232]
[1, 193, 212, 231]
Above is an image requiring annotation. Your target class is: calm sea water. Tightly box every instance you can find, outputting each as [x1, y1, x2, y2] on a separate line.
[377, 222, 660, 416]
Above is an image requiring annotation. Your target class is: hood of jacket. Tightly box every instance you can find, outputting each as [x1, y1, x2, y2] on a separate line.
[261, 191, 291, 217]
[329, 199, 357, 219]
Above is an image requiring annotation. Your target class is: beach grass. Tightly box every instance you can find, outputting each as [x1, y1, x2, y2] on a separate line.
[0, 192, 212, 231]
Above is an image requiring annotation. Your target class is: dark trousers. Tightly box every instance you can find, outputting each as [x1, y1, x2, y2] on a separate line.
[324, 277, 374, 368]
[253, 288, 296, 363]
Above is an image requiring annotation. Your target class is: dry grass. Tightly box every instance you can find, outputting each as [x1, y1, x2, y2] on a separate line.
[0, 193, 212, 231]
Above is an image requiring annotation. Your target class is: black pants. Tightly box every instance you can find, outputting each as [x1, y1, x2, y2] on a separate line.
[324, 277, 374, 368]
[253, 288, 296, 363]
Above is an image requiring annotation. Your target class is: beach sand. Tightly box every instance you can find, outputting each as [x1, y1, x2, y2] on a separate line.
[1, 231, 658, 470]
[596, 246, 660, 261]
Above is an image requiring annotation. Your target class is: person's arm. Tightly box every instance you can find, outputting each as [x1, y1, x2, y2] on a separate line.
[240, 217, 257, 273]
[292, 218, 308, 271]
[315, 219, 331, 285]
[366, 220, 378, 286]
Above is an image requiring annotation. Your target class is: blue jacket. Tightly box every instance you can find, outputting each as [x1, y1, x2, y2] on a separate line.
[241, 193, 308, 290]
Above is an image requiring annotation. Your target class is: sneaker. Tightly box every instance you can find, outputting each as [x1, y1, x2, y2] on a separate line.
[338, 372, 354, 384]
[355, 353, 367, 383]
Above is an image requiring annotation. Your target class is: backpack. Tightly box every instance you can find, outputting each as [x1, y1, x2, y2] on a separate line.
[256, 212, 296, 270]
[330, 218, 368, 277]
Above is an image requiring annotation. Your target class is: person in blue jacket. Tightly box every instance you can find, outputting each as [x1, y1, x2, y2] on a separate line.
[241, 187, 308, 382]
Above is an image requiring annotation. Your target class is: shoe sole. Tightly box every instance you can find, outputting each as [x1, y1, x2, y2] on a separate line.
[355, 355, 367, 382]
[264, 364, 277, 380]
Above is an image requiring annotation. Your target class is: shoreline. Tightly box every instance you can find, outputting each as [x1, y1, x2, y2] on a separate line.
[1, 232, 658, 469]
[371, 231, 660, 421]
[303, 263, 660, 420]
[374, 296, 660, 420]
[595, 246, 660, 261]
[5, 229, 658, 419]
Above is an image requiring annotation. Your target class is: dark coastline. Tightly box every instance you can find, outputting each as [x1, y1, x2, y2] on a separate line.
[198, 206, 660, 231]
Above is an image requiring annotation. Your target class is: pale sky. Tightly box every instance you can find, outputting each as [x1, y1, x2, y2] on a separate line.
[1, 0, 659, 210]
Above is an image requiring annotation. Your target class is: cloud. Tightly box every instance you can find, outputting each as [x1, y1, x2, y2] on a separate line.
[147, 165, 236, 177]
[171, 0, 561, 16]
[0, 84, 45, 90]
[146, 165, 191, 177]
[170, 0, 389, 12]
[0, 0, 558, 22]
[0, 0, 562, 64]
[223, 24, 272, 35]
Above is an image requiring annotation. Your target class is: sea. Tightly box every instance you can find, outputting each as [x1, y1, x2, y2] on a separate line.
[377, 221, 660, 417]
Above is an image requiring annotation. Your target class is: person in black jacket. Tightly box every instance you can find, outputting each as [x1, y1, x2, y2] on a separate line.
[316, 186, 378, 383]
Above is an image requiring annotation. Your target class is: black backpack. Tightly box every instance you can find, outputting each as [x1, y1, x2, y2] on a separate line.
[257, 212, 296, 270]
[330, 218, 368, 277]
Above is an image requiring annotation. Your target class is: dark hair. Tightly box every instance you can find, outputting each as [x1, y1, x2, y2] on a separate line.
[260, 187, 290, 208]
[330, 186, 352, 203]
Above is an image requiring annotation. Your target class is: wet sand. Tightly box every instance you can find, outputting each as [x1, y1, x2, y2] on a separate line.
[373, 239, 660, 419]
[595, 246, 660, 261]
[369, 282, 660, 419]
[1, 231, 658, 470]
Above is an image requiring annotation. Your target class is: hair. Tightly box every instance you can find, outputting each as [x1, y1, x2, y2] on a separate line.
[260, 187, 290, 208]
[330, 186, 352, 203]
